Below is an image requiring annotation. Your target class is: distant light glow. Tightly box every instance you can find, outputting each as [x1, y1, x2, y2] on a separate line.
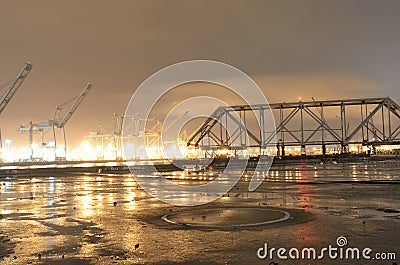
[2, 136, 400, 162]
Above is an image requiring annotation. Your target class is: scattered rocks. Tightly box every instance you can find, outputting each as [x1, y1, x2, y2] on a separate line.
[110, 254, 128, 260]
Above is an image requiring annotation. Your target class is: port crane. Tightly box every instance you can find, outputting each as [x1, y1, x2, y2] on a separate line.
[147, 110, 189, 147]
[18, 83, 92, 161]
[86, 111, 189, 160]
[0, 63, 33, 149]
[86, 114, 159, 160]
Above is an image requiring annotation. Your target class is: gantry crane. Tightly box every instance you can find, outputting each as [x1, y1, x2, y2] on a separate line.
[147, 110, 189, 147]
[0, 63, 33, 149]
[0, 63, 33, 114]
[18, 83, 92, 161]
[55, 83, 92, 129]
[53, 83, 92, 159]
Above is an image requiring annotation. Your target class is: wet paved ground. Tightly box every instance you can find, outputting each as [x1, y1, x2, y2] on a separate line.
[0, 160, 399, 264]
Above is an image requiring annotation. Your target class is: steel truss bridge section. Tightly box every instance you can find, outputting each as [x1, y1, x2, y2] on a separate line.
[187, 97, 400, 156]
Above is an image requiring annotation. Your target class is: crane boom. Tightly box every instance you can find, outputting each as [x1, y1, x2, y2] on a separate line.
[57, 83, 92, 128]
[163, 110, 189, 133]
[0, 63, 33, 114]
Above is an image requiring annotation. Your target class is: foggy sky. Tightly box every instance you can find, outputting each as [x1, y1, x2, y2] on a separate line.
[0, 0, 400, 148]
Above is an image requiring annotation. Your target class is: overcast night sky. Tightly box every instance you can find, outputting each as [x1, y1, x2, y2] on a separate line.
[0, 0, 400, 148]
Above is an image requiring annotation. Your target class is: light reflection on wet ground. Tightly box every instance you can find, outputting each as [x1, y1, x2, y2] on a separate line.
[0, 160, 399, 264]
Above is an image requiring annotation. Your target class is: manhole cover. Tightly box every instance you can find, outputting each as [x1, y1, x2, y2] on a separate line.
[162, 207, 291, 228]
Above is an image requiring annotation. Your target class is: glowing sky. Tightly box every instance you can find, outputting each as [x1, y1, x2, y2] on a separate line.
[0, 0, 399, 148]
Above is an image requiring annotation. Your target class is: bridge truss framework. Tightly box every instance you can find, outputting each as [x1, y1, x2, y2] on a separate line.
[187, 97, 400, 156]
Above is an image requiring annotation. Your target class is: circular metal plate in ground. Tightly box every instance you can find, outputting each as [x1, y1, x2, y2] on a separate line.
[162, 208, 291, 228]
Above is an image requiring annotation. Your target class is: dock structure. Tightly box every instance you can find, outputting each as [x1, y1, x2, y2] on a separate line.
[187, 97, 400, 156]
